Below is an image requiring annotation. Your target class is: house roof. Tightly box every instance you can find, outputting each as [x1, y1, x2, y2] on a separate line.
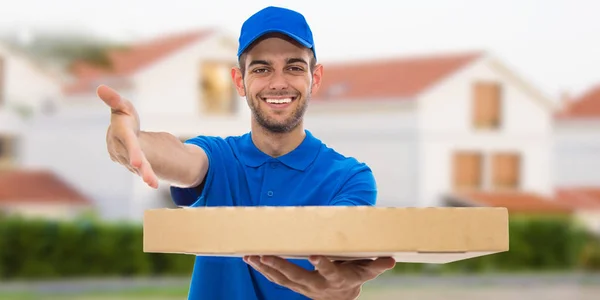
[448, 191, 574, 214]
[312, 52, 483, 101]
[555, 84, 600, 119]
[555, 187, 600, 210]
[0, 169, 92, 205]
[63, 29, 215, 95]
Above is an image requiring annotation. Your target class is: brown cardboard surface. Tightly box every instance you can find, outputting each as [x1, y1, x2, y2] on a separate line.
[143, 206, 509, 264]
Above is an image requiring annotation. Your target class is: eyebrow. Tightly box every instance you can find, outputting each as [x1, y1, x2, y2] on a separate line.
[248, 57, 308, 68]
[248, 60, 270, 67]
[286, 58, 308, 65]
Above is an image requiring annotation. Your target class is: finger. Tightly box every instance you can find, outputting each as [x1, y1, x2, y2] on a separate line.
[355, 257, 396, 281]
[118, 136, 158, 189]
[97, 85, 127, 112]
[261, 256, 321, 287]
[112, 133, 158, 189]
[246, 256, 306, 292]
[122, 161, 139, 175]
[310, 256, 341, 281]
[368, 257, 396, 272]
[115, 154, 130, 169]
[139, 153, 159, 189]
[117, 129, 143, 169]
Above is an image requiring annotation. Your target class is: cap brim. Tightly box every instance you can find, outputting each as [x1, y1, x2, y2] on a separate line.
[237, 29, 313, 57]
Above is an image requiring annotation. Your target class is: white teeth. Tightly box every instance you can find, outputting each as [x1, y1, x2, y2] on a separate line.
[265, 98, 292, 104]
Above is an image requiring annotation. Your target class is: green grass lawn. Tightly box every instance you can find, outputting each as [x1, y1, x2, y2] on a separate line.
[2, 273, 600, 300]
[0, 287, 188, 300]
[0, 285, 396, 300]
[3, 285, 600, 300]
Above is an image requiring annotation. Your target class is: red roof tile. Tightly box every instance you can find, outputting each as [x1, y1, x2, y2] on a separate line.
[0, 169, 92, 205]
[555, 85, 600, 119]
[313, 52, 483, 101]
[449, 191, 573, 214]
[64, 29, 215, 95]
[555, 187, 600, 210]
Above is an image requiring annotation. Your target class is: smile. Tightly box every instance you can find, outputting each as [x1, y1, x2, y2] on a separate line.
[260, 96, 297, 107]
[261, 97, 296, 103]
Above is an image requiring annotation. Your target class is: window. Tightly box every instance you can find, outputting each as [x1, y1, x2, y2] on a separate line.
[452, 151, 483, 191]
[0, 136, 15, 170]
[0, 138, 6, 158]
[199, 61, 236, 115]
[473, 82, 502, 129]
[491, 152, 520, 190]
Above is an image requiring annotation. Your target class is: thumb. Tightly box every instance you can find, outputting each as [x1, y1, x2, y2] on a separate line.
[369, 257, 396, 272]
[97, 85, 128, 112]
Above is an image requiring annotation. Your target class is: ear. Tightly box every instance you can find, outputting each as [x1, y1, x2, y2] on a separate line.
[231, 67, 246, 97]
[310, 64, 324, 95]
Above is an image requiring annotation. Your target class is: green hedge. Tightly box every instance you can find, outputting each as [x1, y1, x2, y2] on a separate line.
[0, 214, 599, 279]
[0, 217, 195, 279]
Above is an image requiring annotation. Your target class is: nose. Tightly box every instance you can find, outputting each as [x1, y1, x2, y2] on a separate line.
[268, 70, 288, 90]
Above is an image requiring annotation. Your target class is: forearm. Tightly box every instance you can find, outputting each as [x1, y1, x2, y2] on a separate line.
[138, 131, 208, 187]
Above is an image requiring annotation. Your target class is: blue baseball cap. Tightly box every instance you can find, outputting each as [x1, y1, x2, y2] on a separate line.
[237, 6, 316, 59]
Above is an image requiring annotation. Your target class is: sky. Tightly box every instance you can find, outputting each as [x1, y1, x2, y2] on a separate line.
[0, 0, 598, 100]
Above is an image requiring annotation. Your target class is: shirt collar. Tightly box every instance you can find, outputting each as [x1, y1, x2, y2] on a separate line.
[239, 130, 322, 171]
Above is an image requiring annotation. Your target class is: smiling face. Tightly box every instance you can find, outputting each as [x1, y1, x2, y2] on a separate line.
[232, 33, 323, 134]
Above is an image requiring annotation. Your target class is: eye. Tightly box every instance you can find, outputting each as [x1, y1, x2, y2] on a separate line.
[288, 66, 304, 72]
[252, 68, 269, 73]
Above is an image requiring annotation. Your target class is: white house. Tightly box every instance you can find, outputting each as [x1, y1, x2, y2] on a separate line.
[61, 28, 251, 137]
[305, 51, 566, 212]
[0, 42, 63, 116]
[0, 42, 64, 171]
[21, 28, 253, 221]
[552, 85, 600, 233]
[553, 85, 600, 187]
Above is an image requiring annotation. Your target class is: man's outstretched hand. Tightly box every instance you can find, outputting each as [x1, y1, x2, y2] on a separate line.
[97, 85, 159, 188]
[244, 255, 396, 300]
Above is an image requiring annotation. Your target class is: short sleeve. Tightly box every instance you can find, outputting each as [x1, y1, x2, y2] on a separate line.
[329, 162, 377, 206]
[169, 135, 217, 207]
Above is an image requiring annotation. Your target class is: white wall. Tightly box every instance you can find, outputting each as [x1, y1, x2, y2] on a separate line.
[0, 48, 62, 114]
[62, 88, 136, 110]
[305, 104, 419, 207]
[418, 56, 552, 136]
[141, 114, 251, 140]
[133, 32, 250, 120]
[20, 110, 136, 221]
[417, 56, 554, 206]
[0, 109, 24, 134]
[554, 120, 600, 187]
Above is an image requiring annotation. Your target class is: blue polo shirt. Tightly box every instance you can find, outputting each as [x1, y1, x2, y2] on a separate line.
[170, 130, 377, 300]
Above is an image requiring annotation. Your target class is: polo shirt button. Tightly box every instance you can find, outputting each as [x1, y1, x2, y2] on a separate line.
[270, 162, 278, 169]
[267, 191, 274, 197]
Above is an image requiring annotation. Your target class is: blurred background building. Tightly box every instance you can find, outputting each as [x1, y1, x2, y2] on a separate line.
[0, 25, 598, 231]
[0, 1, 599, 298]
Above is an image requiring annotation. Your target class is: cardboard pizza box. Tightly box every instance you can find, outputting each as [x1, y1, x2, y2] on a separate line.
[142, 206, 509, 263]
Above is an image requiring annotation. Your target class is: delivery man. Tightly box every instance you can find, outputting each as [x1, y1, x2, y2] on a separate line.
[97, 6, 395, 300]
